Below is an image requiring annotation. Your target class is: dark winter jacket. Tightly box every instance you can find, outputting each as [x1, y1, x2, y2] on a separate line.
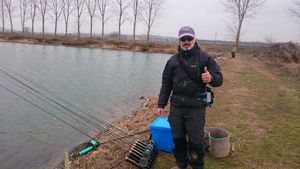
[157, 43, 223, 108]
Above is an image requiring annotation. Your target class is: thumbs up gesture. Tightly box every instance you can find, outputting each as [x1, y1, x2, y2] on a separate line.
[201, 66, 212, 84]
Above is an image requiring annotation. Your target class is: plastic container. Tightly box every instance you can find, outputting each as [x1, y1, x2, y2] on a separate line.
[205, 127, 231, 158]
[149, 117, 174, 153]
[203, 130, 210, 151]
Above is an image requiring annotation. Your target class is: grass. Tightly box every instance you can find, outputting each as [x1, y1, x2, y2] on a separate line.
[206, 62, 299, 168]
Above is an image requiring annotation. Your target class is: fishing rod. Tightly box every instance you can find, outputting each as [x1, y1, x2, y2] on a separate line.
[0, 69, 133, 144]
[0, 84, 95, 139]
[0, 66, 155, 158]
[0, 66, 134, 142]
[0, 78, 146, 157]
[0, 74, 133, 147]
[0, 73, 107, 136]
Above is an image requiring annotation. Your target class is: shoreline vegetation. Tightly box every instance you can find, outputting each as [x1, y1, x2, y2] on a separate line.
[1, 32, 299, 169]
[0, 32, 179, 54]
[0, 32, 238, 56]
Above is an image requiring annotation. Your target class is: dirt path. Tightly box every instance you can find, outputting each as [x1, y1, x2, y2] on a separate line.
[70, 53, 300, 169]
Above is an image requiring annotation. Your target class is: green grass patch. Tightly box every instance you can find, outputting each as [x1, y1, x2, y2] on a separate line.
[202, 67, 300, 169]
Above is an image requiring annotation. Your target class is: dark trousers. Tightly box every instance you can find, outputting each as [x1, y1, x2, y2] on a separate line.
[168, 105, 206, 169]
[231, 52, 235, 58]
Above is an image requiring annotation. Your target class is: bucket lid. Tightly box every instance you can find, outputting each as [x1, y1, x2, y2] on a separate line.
[149, 117, 171, 131]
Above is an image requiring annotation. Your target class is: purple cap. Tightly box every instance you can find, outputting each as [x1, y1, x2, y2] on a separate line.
[178, 26, 195, 38]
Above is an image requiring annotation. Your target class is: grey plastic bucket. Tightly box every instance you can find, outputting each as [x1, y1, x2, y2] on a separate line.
[205, 127, 230, 158]
[203, 130, 210, 151]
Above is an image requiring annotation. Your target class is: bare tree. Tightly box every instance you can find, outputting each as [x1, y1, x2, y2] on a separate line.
[38, 0, 47, 36]
[1, 0, 5, 32]
[74, 0, 85, 37]
[224, 0, 266, 49]
[49, 0, 62, 36]
[61, 0, 73, 36]
[143, 0, 163, 44]
[113, 0, 129, 40]
[86, 0, 96, 37]
[131, 0, 143, 41]
[96, 0, 109, 38]
[19, 0, 28, 33]
[29, 0, 37, 35]
[4, 0, 16, 32]
[290, 1, 300, 22]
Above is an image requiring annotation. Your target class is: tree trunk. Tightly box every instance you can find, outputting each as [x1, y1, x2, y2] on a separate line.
[54, 19, 58, 36]
[77, 16, 80, 37]
[65, 21, 68, 37]
[1, 3, 4, 32]
[90, 17, 93, 37]
[235, 30, 240, 50]
[146, 26, 150, 45]
[235, 18, 244, 50]
[118, 20, 121, 41]
[8, 11, 13, 32]
[1, 19, 4, 32]
[9, 15, 13, 32]
[22, 10, 26, 33]
[21, 19, 24, 33]
[31, 19, 34, 36]
[42, 17, 45, 36]
[101, 17, 104, 38]
[133, 18, 136, 41]
[22, 21, 25, 33]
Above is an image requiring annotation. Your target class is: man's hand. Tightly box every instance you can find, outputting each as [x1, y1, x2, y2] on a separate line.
[156, 108, 165, 116]
[201, 66, 212, 84]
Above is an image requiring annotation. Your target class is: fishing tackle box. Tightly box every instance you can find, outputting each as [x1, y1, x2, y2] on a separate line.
[149, 117, 174, 153]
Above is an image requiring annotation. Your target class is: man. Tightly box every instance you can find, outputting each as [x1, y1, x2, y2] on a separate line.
[156, 26, 223, 169]
[231, 46, 236, 58]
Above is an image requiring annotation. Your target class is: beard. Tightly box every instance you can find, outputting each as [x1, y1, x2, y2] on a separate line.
[180, 40, 195, 51]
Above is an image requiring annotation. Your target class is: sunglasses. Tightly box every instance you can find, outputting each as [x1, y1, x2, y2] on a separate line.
[180, 36, 194, 42]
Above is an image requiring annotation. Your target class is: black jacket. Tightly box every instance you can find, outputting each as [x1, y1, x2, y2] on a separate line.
[158, 43, 223, 108]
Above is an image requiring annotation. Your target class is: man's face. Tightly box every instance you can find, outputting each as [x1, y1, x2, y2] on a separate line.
[179, 36, 195, 51]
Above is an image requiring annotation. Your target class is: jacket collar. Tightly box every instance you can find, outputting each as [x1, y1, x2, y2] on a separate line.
[178, 42, 201, 61]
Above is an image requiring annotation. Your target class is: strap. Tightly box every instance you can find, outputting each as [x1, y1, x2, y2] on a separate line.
[177, 52, 215, 107]
[177, 53, 202, 86]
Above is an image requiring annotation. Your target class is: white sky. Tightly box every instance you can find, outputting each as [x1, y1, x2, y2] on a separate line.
[149, 0, 299, 43]
[8, 0, 300, 43]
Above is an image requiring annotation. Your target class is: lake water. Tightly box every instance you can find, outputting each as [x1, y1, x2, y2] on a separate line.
[0, 42, 170, 169]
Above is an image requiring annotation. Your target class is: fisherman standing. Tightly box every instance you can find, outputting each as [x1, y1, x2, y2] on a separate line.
[231, 46, 237, 58]
[156, 26, 223, 169]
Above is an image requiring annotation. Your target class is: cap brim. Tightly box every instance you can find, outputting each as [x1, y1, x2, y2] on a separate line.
[179, 33, 195, 38]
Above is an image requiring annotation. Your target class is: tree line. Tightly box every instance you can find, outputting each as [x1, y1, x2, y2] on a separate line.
[0, 0, 299, 48]
[0, 0, 164, 43]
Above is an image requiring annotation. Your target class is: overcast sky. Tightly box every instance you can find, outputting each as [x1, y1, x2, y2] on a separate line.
[8, 0, 300, 43]
[149, 0, 299, 43]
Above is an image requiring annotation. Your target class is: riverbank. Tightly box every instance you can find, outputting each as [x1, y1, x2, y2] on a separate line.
[0, 32, 179, 54]
[0, 32, 236, 57]
[69, 48, 300, 169]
